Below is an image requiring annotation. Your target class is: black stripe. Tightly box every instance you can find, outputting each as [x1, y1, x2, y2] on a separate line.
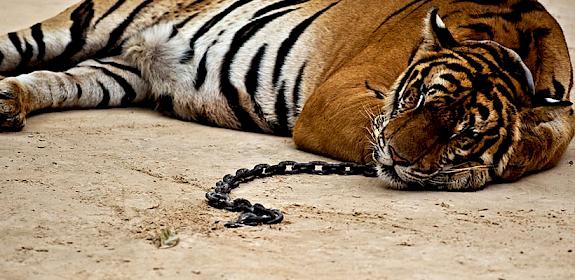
[374, 0, 432, 33]
[464, 47, 520, 99]
[53, 0, 95, 65]
[90, 66, 137, 106]
[245, 44, 268, 118]
[492, 127, 513, 170]
[440, 73, 462, 88]
[0, 51, 4, 67]
[170, 26, 179, 39]
[405, 69, 422, 88]
[156, 94, 174, 114]
[517, 30, 532, 59]
[93, 58, 141, 77]
[443, 63, 475, 81]
[553, 78, 566, 99]
[532, 27, 551, 43]
[477, 103, 490, 120]
[466, 132, 500, 162]
[512, 0, 545, 13]
[8, 33, 34, 71]
[467, 1, 544, 25]
[470, 12, 518, 22]
[443, 63, 473, 77]
[393, 65, 420, 112]
[465, 52, 501, 75]
[494, 81, 515, 103]
[245, 45, 267, 96]
[428, 84, 450, 93]
[175, 13, 198, 29]
[272, 2, 339, 88]
[468, 95, 478, 127]
[75, 83, 83, 99]
[184, 0, 206, 10]
[96, 0, 153, 57]
[96, 81, 110, 108]
[220, 8, 297, 132]
[94, 0, 126, 26]
[452, 0, 503, 6]
[252, 0, 309, 19]
[457, 52, 484, 73]
[181, 0, 253, 63]
[274, 81, 290, 135]
[459, 23, 494, 39]
[194, 47, 210, 90]
[8, 32, 23, 57]
[19, 41, 34, 70]
[366, 81, 385, 100]
[471, 42, 501, 62]
[292, 62, 307, 117]
[31, 23, 46, 62]
[169, 13, 199, 39]
[491, 91, 505, 129]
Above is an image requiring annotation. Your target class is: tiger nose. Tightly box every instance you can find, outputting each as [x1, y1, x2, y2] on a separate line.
[388, 145, 411, 166]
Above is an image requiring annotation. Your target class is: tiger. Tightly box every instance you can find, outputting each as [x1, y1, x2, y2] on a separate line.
[0, 0, 573, 191]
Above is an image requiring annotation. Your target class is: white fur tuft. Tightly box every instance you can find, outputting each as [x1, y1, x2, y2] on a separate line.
[123, 23, 194, 97]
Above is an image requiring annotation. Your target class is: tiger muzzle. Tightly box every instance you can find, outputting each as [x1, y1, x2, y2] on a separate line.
[383, 110, 446, 175]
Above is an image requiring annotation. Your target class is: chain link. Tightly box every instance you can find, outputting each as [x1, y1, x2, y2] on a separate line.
[206, 161, 378, 228]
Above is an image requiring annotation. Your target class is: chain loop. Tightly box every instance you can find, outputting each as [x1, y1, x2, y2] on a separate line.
[206, 161, 378, 228]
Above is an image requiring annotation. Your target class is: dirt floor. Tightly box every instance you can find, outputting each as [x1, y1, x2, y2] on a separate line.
[0, 1, 574, 279]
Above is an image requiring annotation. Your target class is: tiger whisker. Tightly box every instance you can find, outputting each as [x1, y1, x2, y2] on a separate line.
[441, 165, 494, 174]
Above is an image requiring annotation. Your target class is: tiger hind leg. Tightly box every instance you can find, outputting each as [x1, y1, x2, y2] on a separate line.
[0, 57, 149, 131]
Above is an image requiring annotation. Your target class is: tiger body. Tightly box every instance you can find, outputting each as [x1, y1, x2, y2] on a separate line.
[0, 0, 573, 190]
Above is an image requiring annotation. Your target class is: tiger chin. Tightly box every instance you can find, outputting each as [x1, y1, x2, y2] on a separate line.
[368, 10, 575, 191]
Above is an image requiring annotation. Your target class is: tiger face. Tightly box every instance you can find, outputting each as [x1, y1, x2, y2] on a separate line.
[371, 9, 570, 191]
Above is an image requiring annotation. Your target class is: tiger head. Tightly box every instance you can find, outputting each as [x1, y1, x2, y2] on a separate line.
[372, 9, 573, 191]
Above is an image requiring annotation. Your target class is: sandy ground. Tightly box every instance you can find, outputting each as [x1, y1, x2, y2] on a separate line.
[0, 1, 574, 279]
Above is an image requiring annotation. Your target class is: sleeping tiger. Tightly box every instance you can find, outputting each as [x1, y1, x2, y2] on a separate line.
[0, 0, 573, 190]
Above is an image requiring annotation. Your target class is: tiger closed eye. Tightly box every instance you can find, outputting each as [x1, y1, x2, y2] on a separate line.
[450, 126, 479, 140]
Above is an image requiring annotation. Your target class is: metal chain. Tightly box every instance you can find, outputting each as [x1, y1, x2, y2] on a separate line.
[205, 161, 378, 228]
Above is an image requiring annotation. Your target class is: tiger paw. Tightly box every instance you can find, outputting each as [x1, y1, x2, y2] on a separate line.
[0, 79, 29, 131]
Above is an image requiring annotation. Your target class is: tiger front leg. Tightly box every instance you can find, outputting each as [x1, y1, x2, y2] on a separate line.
[0, 57, 149, 131]
[501, 105, 575, 181]
[294, 74, 388, 163]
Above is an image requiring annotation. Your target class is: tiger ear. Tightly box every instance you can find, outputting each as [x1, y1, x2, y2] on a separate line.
[422, 8, 458, 50]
